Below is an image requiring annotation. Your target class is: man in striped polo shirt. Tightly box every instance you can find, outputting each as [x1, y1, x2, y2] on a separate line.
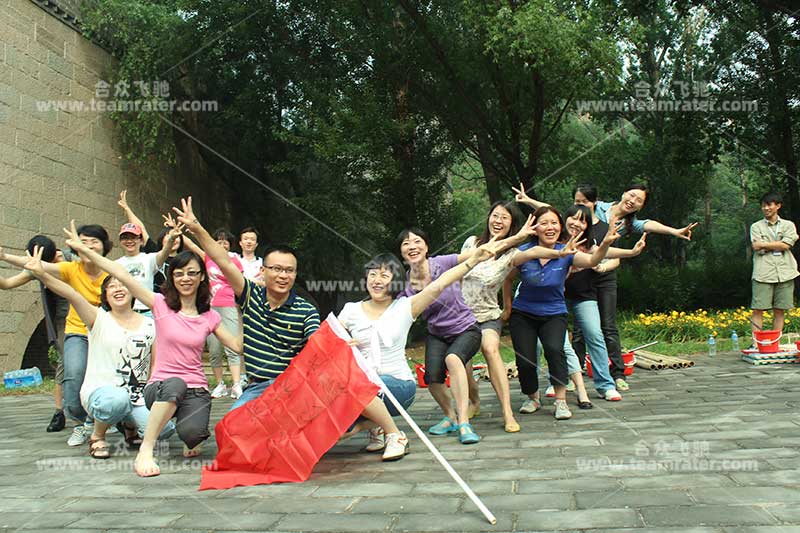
[174, 198, 320, 409]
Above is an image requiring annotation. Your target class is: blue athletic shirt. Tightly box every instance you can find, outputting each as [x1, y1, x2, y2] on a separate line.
[512, 241, 574, 316]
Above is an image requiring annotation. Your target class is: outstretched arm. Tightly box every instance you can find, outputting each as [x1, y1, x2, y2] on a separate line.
[574, 218, 621, 269]
[0, 247, 61, 276]
[642, 220, 697, 241]
[0, 270, 33, 290]
[605, 233, 647, 259]
[512, 182, 550, 210]
[511, 233, 585, 267]
[63, 220, 157, 310]
[118, 190, 151, 244]
[456, 214, 539, 263]
[24, 246, 98, 328]
[173, 197, 245, 297]
[410, 239, 500, 319]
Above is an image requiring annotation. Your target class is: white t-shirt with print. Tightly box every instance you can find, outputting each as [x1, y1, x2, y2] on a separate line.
[460, 236, 518, 322]
[80, 309, 156, 409]
[338, 297, 415, 382]
[116, 252, 159, 311]
[237, 254, 263, 281]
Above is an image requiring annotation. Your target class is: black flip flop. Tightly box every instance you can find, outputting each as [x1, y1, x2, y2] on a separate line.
[577, 400, 594, 410]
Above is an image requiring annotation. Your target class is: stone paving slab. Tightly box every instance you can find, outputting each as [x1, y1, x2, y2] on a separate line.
[1, 353, 800, 531]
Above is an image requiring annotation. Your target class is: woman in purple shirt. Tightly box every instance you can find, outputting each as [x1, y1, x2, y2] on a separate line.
[398, 228, 486, 444]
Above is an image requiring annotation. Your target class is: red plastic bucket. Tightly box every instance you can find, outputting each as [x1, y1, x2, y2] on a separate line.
[414, 363, 450, 388]
[753, 330, 780, 353]
[585, 353, 635, 377]
[622, 351, 636, 376]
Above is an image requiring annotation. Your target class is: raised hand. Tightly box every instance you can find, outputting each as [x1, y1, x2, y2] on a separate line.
[675, 222, 698, 241]
[632, 232, 648, 255]
[559, 232, 586, 257]
[515, 214, 538, 239]
[62, 220, 85, 253]
[172, 197, 200, 232]
[117, 190, 129, 211]
[603, 216, 622, 245]
[471, 236, 501, 265]
[511, 182, 534, 205]
[162, 212, 179, 229]
[23, 246, 45, 277]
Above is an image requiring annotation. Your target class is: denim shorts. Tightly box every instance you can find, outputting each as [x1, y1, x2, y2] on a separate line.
[378, 375, 416, 416]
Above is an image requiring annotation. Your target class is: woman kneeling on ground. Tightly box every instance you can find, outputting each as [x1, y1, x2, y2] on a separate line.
[62, 220, 242, 477]
[339, 241, 502, 457]
[24, 246, 176, 458]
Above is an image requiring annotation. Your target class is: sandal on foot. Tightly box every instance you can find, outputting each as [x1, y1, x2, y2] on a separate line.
[577, 400, 594, 410]
[458, 423, 481, 444]
[428, 417, 458, 435]
[89, 439, 110, 459]
[117, 422, 142, 449]
[504, 420, 521, 433]
[183, 443, 203, 458]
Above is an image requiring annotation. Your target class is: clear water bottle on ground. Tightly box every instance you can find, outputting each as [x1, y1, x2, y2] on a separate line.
[731, 330, 739, 352]
[708, 335, 716, 357]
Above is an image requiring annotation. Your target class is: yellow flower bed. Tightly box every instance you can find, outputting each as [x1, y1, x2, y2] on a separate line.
[622, 307, 800, 343]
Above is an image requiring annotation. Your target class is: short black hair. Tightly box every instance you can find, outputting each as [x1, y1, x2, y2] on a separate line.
[239, 226, 260, 239]
[76, 224, 113, 256]
[564, 204, 594, 244]
[395, 227, 430, 258]
[263, 244, 297, 263]
[760, 191, 783, 205]
[363, 253, 406, 299]
[213, 228, 235, 248]
[26, 235, 57, 263]
[99, 276, 135, 311]
[572, 184, 598, 203]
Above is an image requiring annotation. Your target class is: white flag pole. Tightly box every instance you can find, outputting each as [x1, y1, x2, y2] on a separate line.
[325, 314, 497, 525]
[378, 379, 498, 525]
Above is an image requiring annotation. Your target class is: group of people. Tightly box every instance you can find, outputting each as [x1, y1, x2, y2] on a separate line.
[0, 183, 701, 476]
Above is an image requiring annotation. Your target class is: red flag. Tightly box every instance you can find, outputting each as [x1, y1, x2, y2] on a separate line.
[199, 316, 379, 490]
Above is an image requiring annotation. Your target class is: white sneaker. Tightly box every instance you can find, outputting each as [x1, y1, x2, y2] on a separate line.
[67, 424, 89, 446]
[239, 375, 249, 388]
[519, 398, 541, 414]
[211, 382, 228, 399]
[554, 399, 572, 420]
[364, 427, 385, 452]
[382, 431, 409, 461]
[600, 388, 623, 401]
[545, 385, 556, 397]
[230, 383, 243, 400]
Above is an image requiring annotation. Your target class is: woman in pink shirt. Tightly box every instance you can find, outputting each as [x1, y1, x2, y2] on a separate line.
[63, 221, 242, 477]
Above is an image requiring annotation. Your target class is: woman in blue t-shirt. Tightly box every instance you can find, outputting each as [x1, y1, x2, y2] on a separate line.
[509, 207, 619, 420]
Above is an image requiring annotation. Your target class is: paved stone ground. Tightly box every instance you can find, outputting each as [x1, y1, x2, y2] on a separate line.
[1, 352, 800, 532]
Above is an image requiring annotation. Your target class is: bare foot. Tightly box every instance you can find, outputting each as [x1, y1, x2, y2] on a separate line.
[468, 401, 480, 418]
[183, 443, 203, 458]
[134, 452, 160, 477]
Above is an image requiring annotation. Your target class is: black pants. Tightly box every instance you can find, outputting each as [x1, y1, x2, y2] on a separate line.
[509, 310, 568, 395]
[590, 272, 624, 380]
[144, 378, 211, 449]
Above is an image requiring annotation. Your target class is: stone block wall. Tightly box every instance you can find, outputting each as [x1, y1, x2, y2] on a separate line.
[0, 0, 235, 373]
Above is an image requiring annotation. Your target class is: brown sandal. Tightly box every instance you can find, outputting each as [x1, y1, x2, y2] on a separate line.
[89, 438, 111, 459]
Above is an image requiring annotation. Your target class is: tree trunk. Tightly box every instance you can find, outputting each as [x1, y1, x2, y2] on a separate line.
[478, 136, 503, 204]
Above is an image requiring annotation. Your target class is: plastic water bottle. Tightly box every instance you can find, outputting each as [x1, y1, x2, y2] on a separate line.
[731, 331, 740, 352]
[708, 335, 716, 357]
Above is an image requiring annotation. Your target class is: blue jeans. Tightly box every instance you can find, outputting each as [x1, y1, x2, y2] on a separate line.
[568, 299, 616, 394]
[378, 375, 416, 416]
[63, 334, 88, 423]
[230, 379, 273, 411]
[87, 385, 175, 439]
